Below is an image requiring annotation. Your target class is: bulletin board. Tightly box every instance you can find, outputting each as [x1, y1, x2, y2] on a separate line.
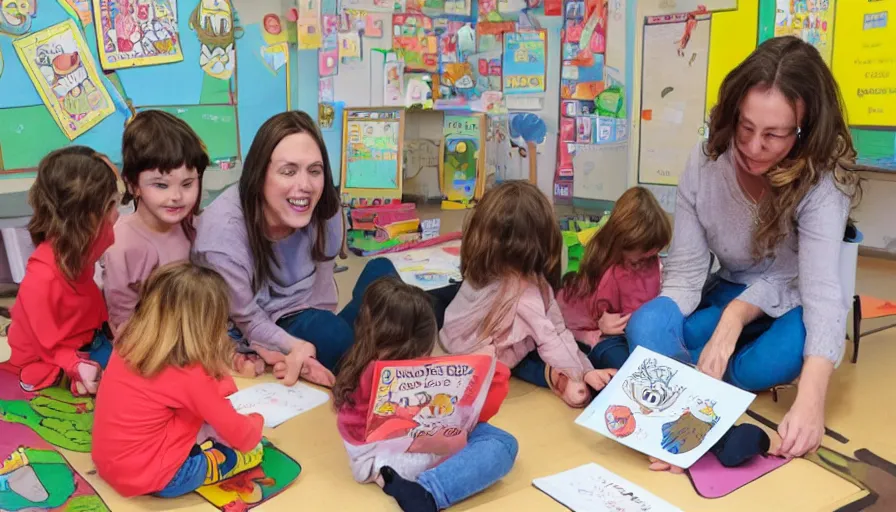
[340, 107, 405, 205]
[440, 112, 487, 204]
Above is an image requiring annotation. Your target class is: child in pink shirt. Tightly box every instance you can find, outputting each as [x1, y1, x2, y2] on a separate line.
[558, 186, 672, 369]
[440, 181, 615, 408]
[103, 110, 209, 333]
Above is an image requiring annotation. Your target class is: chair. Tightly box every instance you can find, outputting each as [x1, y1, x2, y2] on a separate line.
[851, 295, 896, 363]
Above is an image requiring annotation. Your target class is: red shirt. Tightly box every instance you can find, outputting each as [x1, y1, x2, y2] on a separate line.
[92, 351, 264, 497]
[8, 226, 113, 390]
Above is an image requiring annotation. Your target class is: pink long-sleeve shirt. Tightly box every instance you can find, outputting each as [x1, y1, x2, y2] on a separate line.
[556, 259, 662, 346]
[439, 278, 592, 380]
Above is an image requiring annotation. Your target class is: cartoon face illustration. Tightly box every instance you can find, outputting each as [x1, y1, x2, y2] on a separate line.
[605, 405, 636, 438]
[0, 0, 37, 36]
[622, 359, 684, 415]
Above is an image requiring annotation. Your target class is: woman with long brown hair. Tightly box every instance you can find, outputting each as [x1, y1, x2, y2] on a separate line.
[627, 36, 862, 462]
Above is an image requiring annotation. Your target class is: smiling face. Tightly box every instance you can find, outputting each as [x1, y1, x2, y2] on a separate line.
[0, 0, 37, 35]
[132, 166, 200, 232]
[733, 85, 804, 177]
[261, 132, 325, 239]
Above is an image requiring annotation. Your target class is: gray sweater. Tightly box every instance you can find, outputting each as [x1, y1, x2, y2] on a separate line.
[662, 143, 850, 364]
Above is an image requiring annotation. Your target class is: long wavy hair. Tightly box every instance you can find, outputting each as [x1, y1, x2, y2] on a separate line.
[27, 146, 119, 281]
[239, 111, 341, 292]
[562, 187, 671, 300]
[332, 277, 437, 409]
[706, 36, 862, 259]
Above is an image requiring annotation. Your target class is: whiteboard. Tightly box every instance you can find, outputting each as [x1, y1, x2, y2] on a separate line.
[572, 142, 629, 201]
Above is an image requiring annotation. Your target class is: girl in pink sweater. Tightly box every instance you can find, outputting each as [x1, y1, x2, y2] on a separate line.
[440, 181, 615, 408]
[558, 186, 672, 369]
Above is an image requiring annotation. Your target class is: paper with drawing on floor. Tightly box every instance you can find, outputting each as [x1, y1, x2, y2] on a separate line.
[576, 346, 755, 468]
[383, 245, 462, 291]
[533, 462, 682, 512]
[228, 382, 330, 428]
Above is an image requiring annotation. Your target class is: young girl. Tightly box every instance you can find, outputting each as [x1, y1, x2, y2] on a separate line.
[92, 262, 264, 498]
[334, 277, 517, 512]
[440, 181, 614, 408]
[6, 147, 120, 396]
[103, 109, 209, 333]
[558, 186, 672, 370]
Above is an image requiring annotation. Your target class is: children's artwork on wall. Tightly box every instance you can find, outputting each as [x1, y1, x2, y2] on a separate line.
[320, 15, 339, 75]
[384, 58, 404, 105]
[0, 0, 38, 35]
[60, 0, 95, 26]
[195, 438, 302, 512]
[576, 347, 755, 469]
[485, 113, 511, 187]
[341, 107, 405, 204]
[340, 0, 405, 13]
[260, 42, 288, 72]
[338, 30, 362, 63]
[190, 0, 238, 80]
[404, 72, 434, 108]
[560, 0, 607, 100]
[478, 0, 528, 22]
[320, 76, 335, 101]
[638, 13, 710, 186]
[13, 19, 116, 140]
[297, 0, 323, 49]
[261, 13, 289, 45]
[403, 137, 441, 199]
[773, 0, 835, 64]
[502, 29, 546, 94]
[93, 0, 183, 70]
[441, 114, 484, 203]
[393, 13, 438, 72]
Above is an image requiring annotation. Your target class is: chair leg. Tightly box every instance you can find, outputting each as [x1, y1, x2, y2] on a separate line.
[852, 295, 861, 364]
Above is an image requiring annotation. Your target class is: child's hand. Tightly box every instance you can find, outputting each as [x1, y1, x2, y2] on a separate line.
[75, 361, 101, 395]
[232, 352, 265, 378]
[275, 340, 336, 388]
[584, 368, 617, 392]
[648, 456, 685, 474]
[598, 312, 630, 336]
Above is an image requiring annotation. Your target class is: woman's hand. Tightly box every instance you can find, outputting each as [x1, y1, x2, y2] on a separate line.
[697, 301, 760, 380]
[598, 312, 630, 336]
[771, 356, 833, 458]
[265, 338, 335, 388]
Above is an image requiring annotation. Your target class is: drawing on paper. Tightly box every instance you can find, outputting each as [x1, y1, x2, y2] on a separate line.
[384, 246, 462, 291]
[0, 0, 37, 36]
[605, 405, 636, 438]
[660, 398, 719, 454]
[228, 382, 330, 428]
[93, 0, 182, 70]
[393, 14, 438, 73]
[13, 19, 116, 140]
[502, 30, 546, 94]
[560, 0, 607, 100]
[774, 0, 834, 64]
[442, 115, 481, 203]
[60, 0, 95, 26]
[622, 358, 685, 415]
[345, 116, 401, 189]
[320, 15, 339, 76]
[190, 0, 238, 80]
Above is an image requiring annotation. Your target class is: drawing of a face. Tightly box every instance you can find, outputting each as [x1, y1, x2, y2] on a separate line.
[263, 14, 282, 35]
[623, 358, 684, 415]
[605, 405, 636, 438]
[0, 0, 37, 36]
[191, 0, 236, 79]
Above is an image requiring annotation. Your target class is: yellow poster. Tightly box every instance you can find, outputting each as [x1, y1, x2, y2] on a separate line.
[13, 19, 116, 140]
[774, 0, 836, 64]
[92, 0, 183, 70]
[832, 0, 896, 127]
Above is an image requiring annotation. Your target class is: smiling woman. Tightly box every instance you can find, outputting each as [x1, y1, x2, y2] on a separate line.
[626, 36, 862, 463]
[192, 111, 403, 388]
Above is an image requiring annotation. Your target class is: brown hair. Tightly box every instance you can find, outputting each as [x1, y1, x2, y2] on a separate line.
[563, 187, 671, 300]
[28, 146, 119, 281]
[332, 277, 437, 409]
[121, 109, 210, 240]
[239, 111, 341, 292]
[118, 262, 233, 379]
[706, 35, 862, 259]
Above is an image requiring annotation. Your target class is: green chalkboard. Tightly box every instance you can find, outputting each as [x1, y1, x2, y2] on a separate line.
[138, 105, 240, 163]
[0, 106, 72, 172]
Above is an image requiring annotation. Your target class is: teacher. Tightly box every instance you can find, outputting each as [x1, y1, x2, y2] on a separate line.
[193, 111, 396, 387]
[627, 36, 861, 459]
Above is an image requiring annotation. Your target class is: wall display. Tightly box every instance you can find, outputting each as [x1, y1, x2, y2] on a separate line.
[93, 0, 183, 70]
[341, 107, 406, 205]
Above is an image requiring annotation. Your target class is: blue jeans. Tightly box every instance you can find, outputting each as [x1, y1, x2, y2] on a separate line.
[156, 442, 240, 498]
[626, 280, 806, 391]
[82, 327, 112, 368]
[510, 337, 629, 388]
[417, 423, 518, 509]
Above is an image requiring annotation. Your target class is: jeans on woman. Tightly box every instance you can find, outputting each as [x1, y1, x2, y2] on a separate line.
[626, 279, 806, 391]
[416, 423, 518, 509]
[510, 337, 630, 388]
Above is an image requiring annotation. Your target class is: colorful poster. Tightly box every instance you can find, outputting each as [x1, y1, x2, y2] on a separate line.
[832, 0, 896, 127]
[0, 0, 38, 35]
[502, 30, 546, 94]
[343, 109, 402, 191]
[442, 115, 482, 203]
[560, 0, 607, 100]
[392, 14, 438, 72]
[576, 347, 755, 469]
[93, 0, 182, 70]
[297, 0, 323, 49]
[478, 0, 527, 22]
[774, 0, 835, 64]
[190, 0, 238, 80]
[13, 19, 116, 140]
[320, 15, 339, 76]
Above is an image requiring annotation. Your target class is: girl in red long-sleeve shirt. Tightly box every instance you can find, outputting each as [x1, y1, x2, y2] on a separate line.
[92, 262, 264, 498]
[6, 147, 120, 396]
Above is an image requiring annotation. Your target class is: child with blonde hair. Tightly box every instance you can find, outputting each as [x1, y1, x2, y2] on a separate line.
[103, 109, 210, 333]
[92, 262, 263, 497]
[558, 186, 672, 369]
[6, 147, 120, 396]
[440, 181, 615, 407]
[334, 277, 516, 512]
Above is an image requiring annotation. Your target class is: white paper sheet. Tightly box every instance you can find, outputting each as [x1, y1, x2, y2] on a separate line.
[534, 462, 682, 512]
[576, 346, 755, 468]
[383, 245, 461, 291]
[228, 382, 330, 428]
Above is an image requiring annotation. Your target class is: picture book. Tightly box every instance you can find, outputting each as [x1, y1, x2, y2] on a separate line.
[365, 354, 496, 455]
[533, 462, 682, 512]
[383, 245, 462, 291]
[228, 382, 330, 428]
[575, 346, 755, 468]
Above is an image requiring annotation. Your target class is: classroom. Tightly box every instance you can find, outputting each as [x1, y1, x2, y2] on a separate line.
[1, 0, 896, 511]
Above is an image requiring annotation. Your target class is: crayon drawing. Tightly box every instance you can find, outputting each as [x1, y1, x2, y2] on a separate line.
[502, 30, 546, 94]
[13, 19, 116, 140]
[392, 14, 438, 73]
[190, 0, 238, 80]
[0, 0, 38, 36]
[441, 115, 482, 203]
[93, 0, 182, 70]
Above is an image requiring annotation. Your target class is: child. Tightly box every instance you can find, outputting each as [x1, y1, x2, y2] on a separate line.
[440, 181, 615, 408]
[92, 262, 264, 498]
[103, 109, 209, 333]
[558, 186, 672, 370]
[334, 277, 517, 512]
[6, 147, 120, 395]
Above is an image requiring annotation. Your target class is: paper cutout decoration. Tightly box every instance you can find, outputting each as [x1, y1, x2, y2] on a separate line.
[195, 438, 302, 511]
[319, 102, 335, 129]
[296, 0, 323, 49]
[13, 19, 116, 140]
[576, 346, 756, 469]
[320, 15, 339, 76]
[441, 114, 485, 204]
[338, 31, 362, 64]
[533, 462, 682, 512]
[392, 13, 438, 73]
[687, 452, 790, 499]
[227, 382, 330, 428]
[0, 0, 37, 36]
[61, 0, 94, 26]
[260, 43, 288, 72]
[93, 0, 182, 70]
[190, 0, 238, 80]
[320, 76, 335, 102]
[502, 30, 546, 94]
[774, 0, 835, 64]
